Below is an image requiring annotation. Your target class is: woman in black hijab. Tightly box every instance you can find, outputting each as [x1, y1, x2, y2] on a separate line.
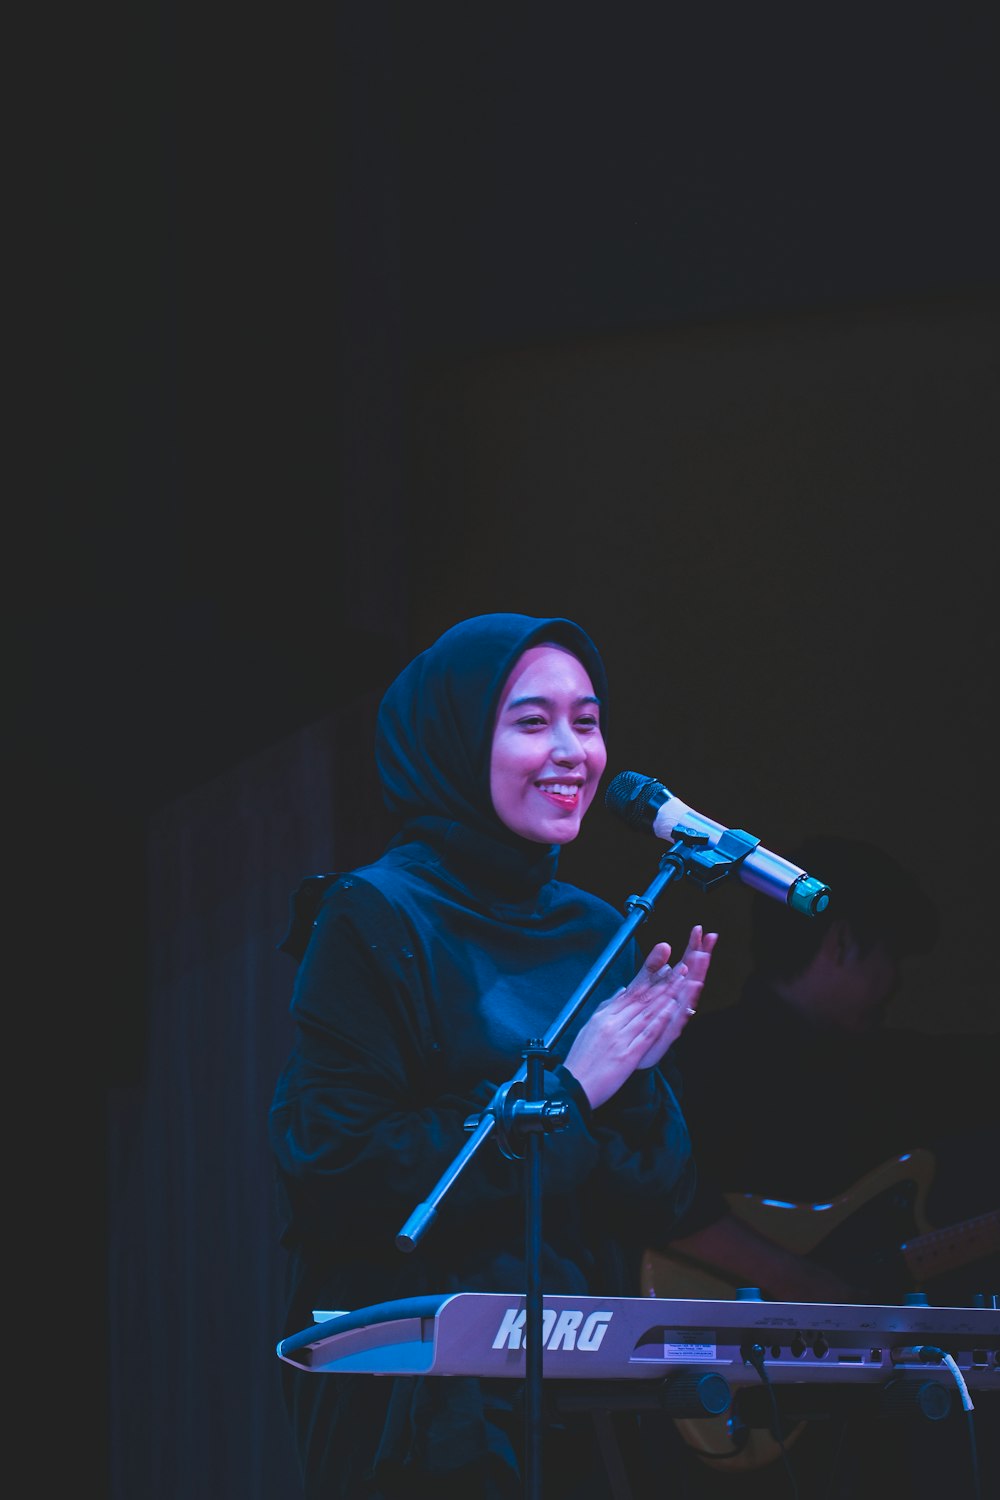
[269, 613, 717, 1498]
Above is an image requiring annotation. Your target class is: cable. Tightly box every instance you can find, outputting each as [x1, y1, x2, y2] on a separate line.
[896, 1344, 974, 1411]
[741, 1342, 800, 1500]
[898, 1344, 981, 1500]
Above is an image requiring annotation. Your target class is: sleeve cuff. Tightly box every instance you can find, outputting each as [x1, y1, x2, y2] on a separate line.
[551, 1063, 593, 1124]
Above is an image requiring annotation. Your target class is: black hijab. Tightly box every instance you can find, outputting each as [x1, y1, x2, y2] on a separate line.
[375, 613, 609, 847]
[279, 614, 609, 957]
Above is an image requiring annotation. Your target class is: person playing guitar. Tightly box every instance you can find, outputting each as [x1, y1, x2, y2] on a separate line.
[649, 834, 999, 1486]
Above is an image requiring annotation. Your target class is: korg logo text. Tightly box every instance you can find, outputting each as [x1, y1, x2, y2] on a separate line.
[492, 1307, 613, 1352]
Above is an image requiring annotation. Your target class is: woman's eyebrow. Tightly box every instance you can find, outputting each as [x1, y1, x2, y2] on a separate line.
[505, 694, 601, 710]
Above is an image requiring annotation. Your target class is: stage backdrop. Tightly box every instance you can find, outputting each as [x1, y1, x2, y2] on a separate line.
[106, 708, 386, 1499]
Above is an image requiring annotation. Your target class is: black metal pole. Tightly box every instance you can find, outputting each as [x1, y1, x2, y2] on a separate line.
[395, 847, 689, 1251]
[394, 842, 704, 1497]
[523, 1040, 546, 1500]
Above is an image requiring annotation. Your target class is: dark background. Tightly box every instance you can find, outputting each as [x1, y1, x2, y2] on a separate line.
[22, 3, 999, 1495]
[38, 2, 1000, 826]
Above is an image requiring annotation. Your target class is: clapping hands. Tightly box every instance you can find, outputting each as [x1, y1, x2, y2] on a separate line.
[563, 925, 717, 1110]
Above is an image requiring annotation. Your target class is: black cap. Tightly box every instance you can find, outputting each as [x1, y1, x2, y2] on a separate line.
[751, 834, 941, 977]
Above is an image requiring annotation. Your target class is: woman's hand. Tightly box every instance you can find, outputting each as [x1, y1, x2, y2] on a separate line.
[563, 925, 717, 1109]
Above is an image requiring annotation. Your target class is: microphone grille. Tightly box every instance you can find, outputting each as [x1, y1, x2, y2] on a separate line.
[604, 771, 668, 832]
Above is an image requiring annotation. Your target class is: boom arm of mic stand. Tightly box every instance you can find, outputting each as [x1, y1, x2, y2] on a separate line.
[395, 846, 691, 1251]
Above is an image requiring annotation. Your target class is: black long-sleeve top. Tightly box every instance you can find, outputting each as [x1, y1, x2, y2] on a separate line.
[270, 818, 694, 1315]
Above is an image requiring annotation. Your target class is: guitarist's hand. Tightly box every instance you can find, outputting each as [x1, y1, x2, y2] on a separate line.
[667, 1213, 866, 1304]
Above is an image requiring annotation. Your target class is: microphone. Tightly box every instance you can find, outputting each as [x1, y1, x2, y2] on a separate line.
[605, 771, 831, 917]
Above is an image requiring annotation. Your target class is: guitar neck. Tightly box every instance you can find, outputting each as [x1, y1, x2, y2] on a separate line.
[901, 1208, 1000, 1284]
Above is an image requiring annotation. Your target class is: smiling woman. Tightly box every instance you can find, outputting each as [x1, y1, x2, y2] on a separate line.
[267, 611, 716, 1498]
[489, 643, 608, 844]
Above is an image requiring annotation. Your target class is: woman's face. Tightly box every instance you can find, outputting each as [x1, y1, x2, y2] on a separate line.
[490, 644, 607, 844]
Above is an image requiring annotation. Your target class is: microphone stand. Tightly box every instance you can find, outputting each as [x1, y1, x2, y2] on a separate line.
[396, 832, 719, 1500]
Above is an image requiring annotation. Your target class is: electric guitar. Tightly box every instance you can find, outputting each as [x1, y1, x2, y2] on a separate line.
[641, 1149, 1000, 1472]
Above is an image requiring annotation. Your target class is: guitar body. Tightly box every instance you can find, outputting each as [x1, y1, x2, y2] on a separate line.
[641, 1150, 1000, 1474]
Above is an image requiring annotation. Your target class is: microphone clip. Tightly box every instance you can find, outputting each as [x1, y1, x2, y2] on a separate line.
[672, 824, 761, 891]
